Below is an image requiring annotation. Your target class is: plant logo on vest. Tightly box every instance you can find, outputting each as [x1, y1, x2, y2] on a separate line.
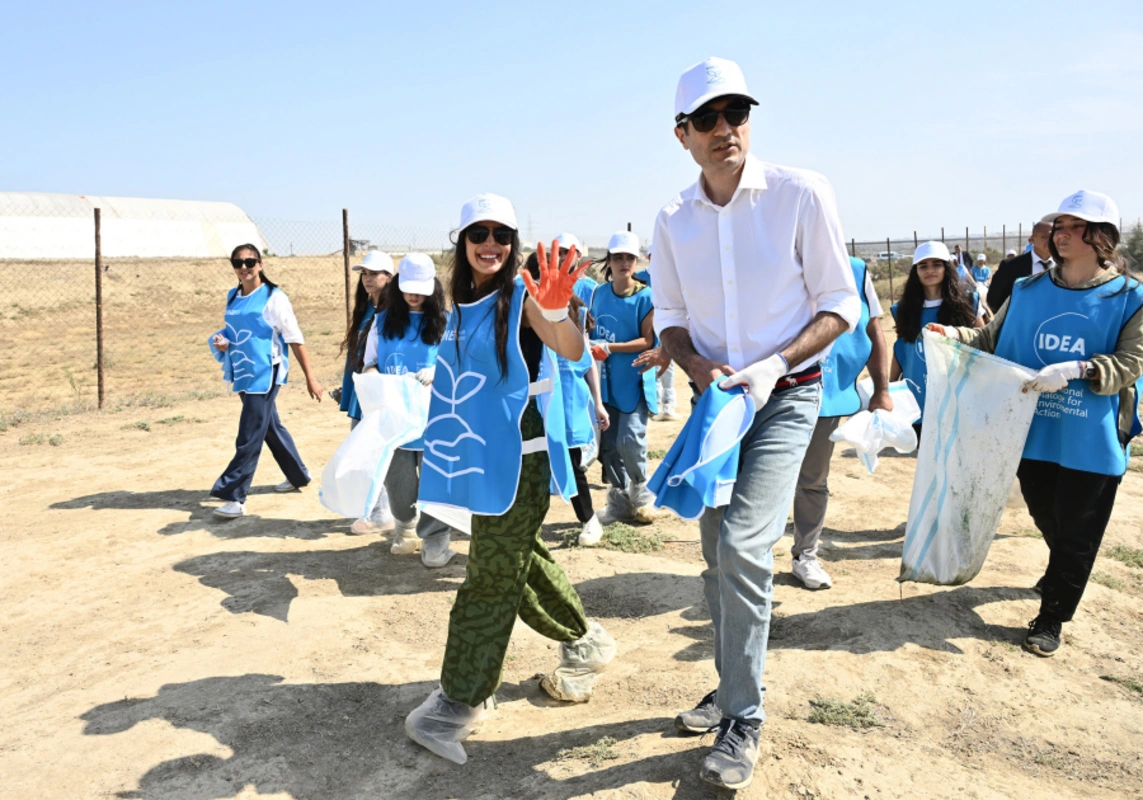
[1033, 312, 1091, 365]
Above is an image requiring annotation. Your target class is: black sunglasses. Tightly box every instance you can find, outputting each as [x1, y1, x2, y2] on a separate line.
[465, 225, 514, 246]
[231, 257, 260, 269]
[681, 102, 751, 134]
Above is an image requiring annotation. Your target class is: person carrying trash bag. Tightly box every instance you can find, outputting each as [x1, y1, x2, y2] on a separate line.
[589, 230, 661, 524]
[338, 250, 397, 534]
[927, 189, 1143, 658]
[405, 194, 617, 766]
[790, 256, 893, 590]
[360, 253, 447, 560]
[890, 241, 985, 437]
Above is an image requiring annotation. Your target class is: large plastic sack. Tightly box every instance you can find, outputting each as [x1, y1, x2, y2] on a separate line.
[319, 373, 430, 519]
[830, 409, 918, 474]
[856, 377, 922, 419]
[900, 332, 1039, 585]
[539, 621, 617, 703]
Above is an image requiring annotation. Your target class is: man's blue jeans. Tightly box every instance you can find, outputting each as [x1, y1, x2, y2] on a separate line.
[699, 382, 820, 725]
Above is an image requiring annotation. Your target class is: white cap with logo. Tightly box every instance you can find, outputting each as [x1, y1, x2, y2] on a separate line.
[674, 57, 759, 121]
[607, 231, 641, 257]
[555, 232, 581, 253]
[1006, 249, 1017, 256]
[976, 253, 987, 262]
[913, 241, 952, 265]
[352, 250, 395, 273]
[459, 192, 518, 232]
[1041, 189, 1120, 230]
[398, 253, 436, 296]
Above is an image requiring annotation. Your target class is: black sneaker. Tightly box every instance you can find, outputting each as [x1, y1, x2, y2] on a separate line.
[674, 689, 720, 734]
[699, 717, 761, 790]
[1032, 574, 1045, 595]
[1023, 615, 1062, 657]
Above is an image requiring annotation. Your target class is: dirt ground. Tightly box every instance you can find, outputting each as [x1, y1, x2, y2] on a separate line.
[3, 353, 1143, 800]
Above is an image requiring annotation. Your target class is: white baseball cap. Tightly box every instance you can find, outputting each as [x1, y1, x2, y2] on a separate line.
[458, 192, 518, 232]
[352, 250, 395, 273]
[913, 241, 952, 264]
[555, 232, 581, 253]
[976, 253, 987, 262]
[1006, 249, 1017, 256]
[675, 57, 759, 121]
[607, 231, 641, 256]
[397, 252, 436, 296]
[1041, 189, 1120, 229]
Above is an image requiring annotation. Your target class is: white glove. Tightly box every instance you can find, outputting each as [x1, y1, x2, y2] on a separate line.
[719, 353, 788, 408]
[925, 323, 960, 341]
[414, 366, 436, 386]
[1023, 361, 1084, 393]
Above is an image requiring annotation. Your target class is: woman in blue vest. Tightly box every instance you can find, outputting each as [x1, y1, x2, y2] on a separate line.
[361, 252, 447, 558]
[929, 190, 1143, 658]
[972, 253, 991, 286]
[405, 194, 617, 765]
[338, 250, 396, 534]
[890, 241, 984, 432]
[208, 244, 323, 519]
[590, 230, 660, 524]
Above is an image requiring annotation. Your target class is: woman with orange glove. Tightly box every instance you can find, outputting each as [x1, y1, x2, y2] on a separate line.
[404, 194, 617, 765]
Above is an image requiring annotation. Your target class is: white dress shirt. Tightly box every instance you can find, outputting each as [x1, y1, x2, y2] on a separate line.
[1031, 253, 1052, 276]
[261, 290, 304, 363]
[650, 155, 860, 373]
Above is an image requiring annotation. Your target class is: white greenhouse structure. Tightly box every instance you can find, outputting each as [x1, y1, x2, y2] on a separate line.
[0, 192, 265, 259]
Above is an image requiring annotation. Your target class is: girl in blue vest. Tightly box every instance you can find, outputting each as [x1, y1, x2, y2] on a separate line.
[524, 251, 611, 547]
[361, 252, 447, 558]
[929, 190, 1143, 658]
[337, 251, 396, 535]
[972, 254, 991, 286]
[590, 230, 660, 524]
[208, 244, 323, 519]
[405, 194, 616, 765]
[890, 241, 984, 433]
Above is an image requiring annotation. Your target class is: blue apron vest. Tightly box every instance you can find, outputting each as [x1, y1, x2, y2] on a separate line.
[994, 273, 1143, 476]
[820, 257, 873, 417]
[574, 277, 598, 306]
[590, 283, 659, 415]
[370, 311, 441, 451]
[339, 304, 376, 421]
[209, 284, 288, 395]
[419, 280, 575, 515]
[890, 303, 940, 422]
[559, 307, 596, 448]
[972, 266, 991, 284]
[633, 269, 651, 286]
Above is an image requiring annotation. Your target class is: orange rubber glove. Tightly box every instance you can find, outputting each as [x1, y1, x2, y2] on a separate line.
[522, 240, 590, 322]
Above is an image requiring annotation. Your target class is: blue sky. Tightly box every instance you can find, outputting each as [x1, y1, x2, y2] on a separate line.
[3, 0, 1142, 246]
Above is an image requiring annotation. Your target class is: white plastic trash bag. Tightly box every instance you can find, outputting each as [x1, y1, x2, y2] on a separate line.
[830, 409, 918, 474]
[856, 378, 923, 419]
[900, 332, 1039, 585]
[319, 373, 430, 519]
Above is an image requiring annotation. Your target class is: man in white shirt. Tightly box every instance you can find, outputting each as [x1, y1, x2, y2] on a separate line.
[651, 57, 859, 791]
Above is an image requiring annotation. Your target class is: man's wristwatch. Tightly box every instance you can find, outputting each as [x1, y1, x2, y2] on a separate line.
[1082, 361, 1098, 380]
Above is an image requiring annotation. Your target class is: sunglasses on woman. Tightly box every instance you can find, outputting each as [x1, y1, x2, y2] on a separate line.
[465, 225, 514, 246]
[683, 101, 751, 134]
[231, 257, 260, 269]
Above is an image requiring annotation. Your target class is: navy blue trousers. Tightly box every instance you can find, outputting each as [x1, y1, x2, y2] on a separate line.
[211, 369, 310, 503]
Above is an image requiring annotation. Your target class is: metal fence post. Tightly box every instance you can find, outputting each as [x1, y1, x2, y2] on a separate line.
[913, 230, 918, 250]
[342, 209, 351, 328]
[1002, 224, 1006, 254]
[94, 207, 105, 409]
[1019, 222, 1022, 245]
[941, 227, 945, 243]
[887, 236, 894, 301]
[983, 225, 988, 256]
[850, 238, 856, 257]
[965, 227, 969, 253]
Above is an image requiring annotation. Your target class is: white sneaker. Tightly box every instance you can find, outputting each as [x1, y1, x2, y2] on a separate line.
[578, 515, 604, 547]
[274, 481, 298, 493]
[213, 501, 246, 519]
[391, 524, 422, 555]
[792, 556, 833, 590]
[421, 535, 456, 568]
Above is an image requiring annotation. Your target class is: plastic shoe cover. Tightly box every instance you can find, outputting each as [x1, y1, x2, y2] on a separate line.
[350, 517, 381, 535]
[404, 687, 493, 765]
[595, 488, 630, 526]
[391, 519, 422, 554]
[578, 515, 604, 547]
[629, 482, 660, 523]
[369, 489, 395, 531]
[540, 621, 617, 703]
[421, 533, 456, 568]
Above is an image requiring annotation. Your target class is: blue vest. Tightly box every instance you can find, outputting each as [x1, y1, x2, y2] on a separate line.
[369, 311, 441, 451]
[994, 273, 1143, 475]
[633, 269, 651, 286]
[647, 385, 755, 519]
[419, 280, 575, 515]
[591, 283, 659, 415]
[209, 285, 288, 395]
[820, 258, 873, 417]
[339, 304, 377, 421]
[890, 303, 940, 422]
[972, 266, 991, 284]
[559, 307, 596, 448]
[574, 277, 598, 306]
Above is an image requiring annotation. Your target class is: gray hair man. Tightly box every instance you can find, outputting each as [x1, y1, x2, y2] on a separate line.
[651, 56, 859, 790]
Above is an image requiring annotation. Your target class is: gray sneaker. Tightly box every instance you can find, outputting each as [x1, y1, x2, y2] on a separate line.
[674, 689, 721, 734]
[699, 717, 761, 790]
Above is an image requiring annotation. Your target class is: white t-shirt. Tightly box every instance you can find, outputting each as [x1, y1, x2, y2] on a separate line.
[863, 270, 884, 318]
[257, 290, 304, 363]
[923, 294, 983, 319]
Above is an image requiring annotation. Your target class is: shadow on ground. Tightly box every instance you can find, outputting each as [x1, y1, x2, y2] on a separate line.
[81, 673, 714, 800]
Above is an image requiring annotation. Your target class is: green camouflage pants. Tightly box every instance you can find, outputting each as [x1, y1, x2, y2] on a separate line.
[440, 401, 589, 707]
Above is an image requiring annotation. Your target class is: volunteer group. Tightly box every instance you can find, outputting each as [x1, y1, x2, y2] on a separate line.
[203, 57, 1143, 792]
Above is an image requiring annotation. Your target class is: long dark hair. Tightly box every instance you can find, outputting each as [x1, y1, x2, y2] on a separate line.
[599, 251, 644, 283]
[339, 274, 380, 370]
[226, 244, 277, 304]
[523, 252, 591, 333]
[895, 259, 978, 342]
[449, 225, 521, 379]
[380, 276, 447, 345]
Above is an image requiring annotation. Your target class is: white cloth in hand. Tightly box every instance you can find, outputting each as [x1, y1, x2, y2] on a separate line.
[415, 366, 436, 386]
[719, 353, 788, 409]
[1024, 361, 1083, 393]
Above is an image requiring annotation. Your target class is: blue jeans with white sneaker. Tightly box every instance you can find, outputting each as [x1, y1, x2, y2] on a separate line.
[699, 382, 820, 725]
